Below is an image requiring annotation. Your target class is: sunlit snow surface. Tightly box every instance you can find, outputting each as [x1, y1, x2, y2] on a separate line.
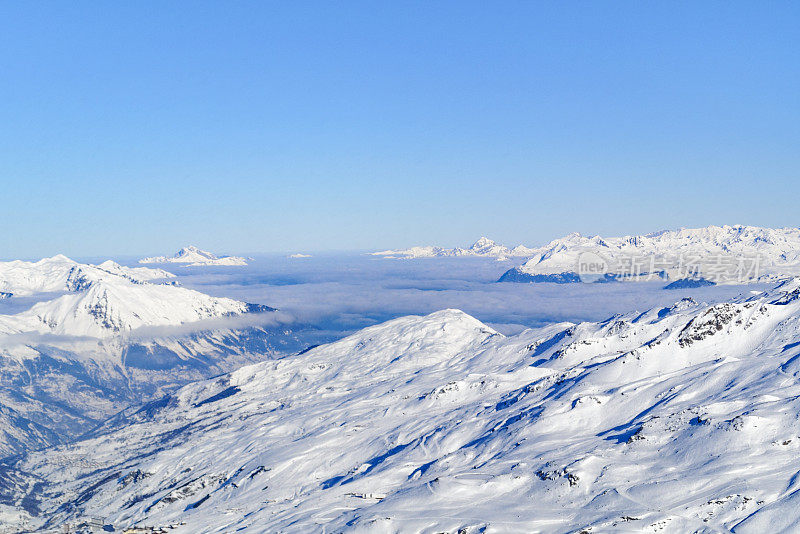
[370, 226, 800, 283]
[140, 245, 248, 266]
[0, 256, 293, 458]
[3, 255, 800, 532]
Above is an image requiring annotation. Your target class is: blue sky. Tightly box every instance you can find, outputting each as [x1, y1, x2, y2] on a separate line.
[1, 1, 798, 258]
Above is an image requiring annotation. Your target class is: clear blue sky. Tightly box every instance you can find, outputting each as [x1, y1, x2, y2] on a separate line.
[1, 1, 798, 258]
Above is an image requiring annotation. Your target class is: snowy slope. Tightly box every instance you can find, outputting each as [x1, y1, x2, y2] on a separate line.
[8, 279, 800, 533]
[0, 257, 292, 459]
[0, 258, 263, 339]
[140, 246, 248, 266]
[0, 255, 173, 297]
[501, 225, 800, 284]
[371, 237, 537, 259]
[0, 279, 261, 338]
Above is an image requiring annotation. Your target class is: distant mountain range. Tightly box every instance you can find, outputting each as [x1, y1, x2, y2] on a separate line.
[4, 231, 800, 531]
[500, 225, 800, 285]
[4, 278, 800, 532]
[140, 245, 248, 266]
[0, 255, 293, 458]
[0, 254, 174, 297]
[373, 226, 800, 284]
[371, 236, 538, 259]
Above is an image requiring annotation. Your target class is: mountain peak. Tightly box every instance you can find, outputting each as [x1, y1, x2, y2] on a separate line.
[40, 254, 74, 263]
[0, 256, 173, 297]
[471, 236, 496, 248]
[175, 246, 217, 260]
[2, 267, 259, 338]
[12, 282, 800, 532]
[506, 225, 800, 284]
[140, 247, 248, 266]
[177, 245, 204, 254]
[372, 237, 532, 259]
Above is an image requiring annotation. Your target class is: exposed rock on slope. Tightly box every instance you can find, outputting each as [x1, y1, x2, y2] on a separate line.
[6, 280, 800, 532]
[0, 256, 290, 459]
[0, 255, 174, 297]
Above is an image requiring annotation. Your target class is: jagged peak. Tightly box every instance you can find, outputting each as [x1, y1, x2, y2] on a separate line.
[471, 236, 497, 247]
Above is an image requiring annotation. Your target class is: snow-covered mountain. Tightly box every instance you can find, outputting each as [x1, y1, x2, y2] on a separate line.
[371, 236, 537, 260]
[7, 279, 800, 532]
[0, 278, 263, 338]
[0, 255, 174, 297]
[500, 225, 800, 284]
[0, 255, 261, 339]
[140, 246, 248, 266]
[0, 256, 294, 459]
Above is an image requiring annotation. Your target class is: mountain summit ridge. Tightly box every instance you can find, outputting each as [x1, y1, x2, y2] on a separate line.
[140, 245, 248, 266]
[371, 236, 537, 259]
[500, 225, 800, 284]
[370, 225, 800, 267]
[0, 256, 287, 458]
[7, 278, 800, 531]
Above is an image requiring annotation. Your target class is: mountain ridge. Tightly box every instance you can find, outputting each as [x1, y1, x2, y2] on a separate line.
[0, 256, 292, 459]
[371, 236, 537, 259]
[140, 246, 248, 266]
[0, 255, 174, 297]
[500, 224, 800, 284]
[6, 279, 800, 531]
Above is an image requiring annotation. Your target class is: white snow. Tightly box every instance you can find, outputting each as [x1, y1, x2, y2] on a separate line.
[140, 246, 248, 266]
[373, 226, 800, 283]
[504, 225, 800, 284]
[0, 280, 252, 338]
[0, 257, 249, 338]
[0, 255, 174, 297]
[0, 256, 285, 459]
[371, 236, 538, 259]
[11, 279, 800, 533]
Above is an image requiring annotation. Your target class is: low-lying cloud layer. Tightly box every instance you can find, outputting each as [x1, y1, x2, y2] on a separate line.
[0, 254, 765, 349]
[164, 254, 762, 336]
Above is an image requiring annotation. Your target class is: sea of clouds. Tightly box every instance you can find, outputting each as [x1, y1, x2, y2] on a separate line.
[141, 253, 764, 338]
